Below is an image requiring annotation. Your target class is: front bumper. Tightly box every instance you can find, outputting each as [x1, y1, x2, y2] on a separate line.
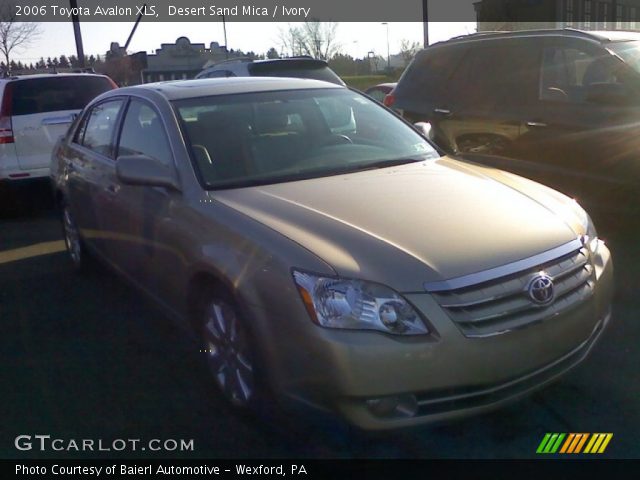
[248, 243, 613, 430]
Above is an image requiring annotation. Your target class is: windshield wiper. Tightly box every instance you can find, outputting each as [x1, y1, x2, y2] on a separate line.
[347, 156, 427, 172]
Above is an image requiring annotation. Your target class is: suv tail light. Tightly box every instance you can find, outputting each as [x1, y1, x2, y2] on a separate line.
[0, 82, 14, 144]
[383, 92, 396, 108]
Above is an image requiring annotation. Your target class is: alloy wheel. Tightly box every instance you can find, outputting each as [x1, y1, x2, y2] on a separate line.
[203, 299, 255, 407]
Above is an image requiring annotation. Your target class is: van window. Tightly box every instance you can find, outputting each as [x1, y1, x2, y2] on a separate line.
[10, 76, 114, 116]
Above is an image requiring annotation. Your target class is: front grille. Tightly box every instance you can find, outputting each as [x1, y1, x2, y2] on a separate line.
[430, 246, 595, 338]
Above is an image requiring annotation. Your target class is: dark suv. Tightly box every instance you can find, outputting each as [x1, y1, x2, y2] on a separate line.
[392, 29, 640, 212]
[195, 57, 345, 85]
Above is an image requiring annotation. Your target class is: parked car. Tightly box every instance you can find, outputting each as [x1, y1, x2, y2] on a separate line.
[364, 82, 396, 104]
[0, 74, 116, 193]
[195, 56, 345, 85]
[51, 77, 612, 430]
[392, 29, 640, 213]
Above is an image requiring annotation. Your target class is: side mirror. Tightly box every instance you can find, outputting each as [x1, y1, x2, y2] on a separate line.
[116, 155, 181, 191]
[585, 82, 628, 105]
[414, 121, 432, 139]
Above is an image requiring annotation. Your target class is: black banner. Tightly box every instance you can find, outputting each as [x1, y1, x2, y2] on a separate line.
[4, 459, 639, 479]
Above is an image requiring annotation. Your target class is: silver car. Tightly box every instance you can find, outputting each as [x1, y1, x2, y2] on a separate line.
[50, 78, 613, 430]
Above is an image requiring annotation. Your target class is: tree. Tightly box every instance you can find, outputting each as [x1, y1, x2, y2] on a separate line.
[266, 47, 280, 59]
[0, 3, 41, 72]
[399, 39, 421, 66]
[59, 55, 69, 69]
[279, 21, 340, 60]
[35, 57, 45, 69]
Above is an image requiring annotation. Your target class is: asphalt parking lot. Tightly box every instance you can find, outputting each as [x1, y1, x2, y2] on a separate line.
[2, 186, 639, 459]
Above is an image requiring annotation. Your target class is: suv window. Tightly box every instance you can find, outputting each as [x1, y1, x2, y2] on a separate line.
[540, 45, 639, 104]
[202, 70, 235, 78]
[451, 40, 539, 110]
[118, 100, 173, 165]
[77, 99, 124, 157]
[393, 44, 469, 113]
[10, 76, 114, 116]
[248, 62, 344, 85]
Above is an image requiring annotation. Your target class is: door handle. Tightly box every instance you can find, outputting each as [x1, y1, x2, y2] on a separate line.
[526, 121, 548, 128]
[433, 108, 451, 115]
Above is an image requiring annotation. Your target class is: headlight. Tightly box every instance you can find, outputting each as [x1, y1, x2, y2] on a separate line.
[293, 270, 429, 335]
[576, 205, 599, 255]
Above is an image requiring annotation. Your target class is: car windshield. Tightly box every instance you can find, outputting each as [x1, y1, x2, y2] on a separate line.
[609, 40, 640, 75]
[174, 88, 439, 189]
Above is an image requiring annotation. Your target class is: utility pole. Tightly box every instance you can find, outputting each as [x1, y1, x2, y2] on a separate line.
[69, 0, 85, 67]
[422, 0, 429, 47]
[222, 14, 229, 59]
[124, 3, 146, 50]
[381, 22, 390, 70]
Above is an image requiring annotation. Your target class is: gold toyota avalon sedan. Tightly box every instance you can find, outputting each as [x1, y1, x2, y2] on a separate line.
[50, 78, 613, 430]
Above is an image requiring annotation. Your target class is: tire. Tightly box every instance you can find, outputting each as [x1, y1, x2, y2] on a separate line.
[60, 202, 92, 271]
[199, 292, 260, 409]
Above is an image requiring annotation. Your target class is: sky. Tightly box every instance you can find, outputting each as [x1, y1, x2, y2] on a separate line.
[13, 21, 477, 64]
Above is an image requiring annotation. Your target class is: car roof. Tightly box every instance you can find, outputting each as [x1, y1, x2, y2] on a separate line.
[432, 28, 640, 48]
[0, 73, 108, 83]
[117, 77, 343, 101]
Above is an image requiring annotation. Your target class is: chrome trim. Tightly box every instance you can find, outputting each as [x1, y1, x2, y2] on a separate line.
[424, 238, 583, 292]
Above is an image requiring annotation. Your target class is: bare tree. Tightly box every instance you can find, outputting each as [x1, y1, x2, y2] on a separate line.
[279, 21, 340, 60]
[0, 4, 41, 73]
[399, 39, 421, 66]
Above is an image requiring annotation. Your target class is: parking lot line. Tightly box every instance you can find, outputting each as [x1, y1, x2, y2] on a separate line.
[0, 240, 65, 265]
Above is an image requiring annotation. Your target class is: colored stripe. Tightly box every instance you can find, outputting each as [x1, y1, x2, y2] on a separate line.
[574, 433, 589, 453]
[567, 434, 583, 453]
[598, 434, 613, 453]
[544, 433, 560, 453]
[537, 433, 552, 454]
[584, 434, 598, 453]
[590, 433, 606, 453]
[560, 433, 576, 453]
[550, 433, 566, 453]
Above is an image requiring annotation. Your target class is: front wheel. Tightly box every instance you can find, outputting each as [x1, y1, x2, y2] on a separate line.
[201, 295, 257, 408]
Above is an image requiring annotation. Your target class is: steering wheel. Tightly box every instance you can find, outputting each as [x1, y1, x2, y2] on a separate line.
[321, 134, 353, 146]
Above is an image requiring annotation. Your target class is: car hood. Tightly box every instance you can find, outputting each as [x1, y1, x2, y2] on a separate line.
[211, 157, 583, 292]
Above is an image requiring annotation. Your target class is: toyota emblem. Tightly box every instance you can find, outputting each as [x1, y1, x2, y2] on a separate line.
[527, 273, 555, 306]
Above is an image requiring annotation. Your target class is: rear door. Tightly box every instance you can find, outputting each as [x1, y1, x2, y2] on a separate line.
[444, 38, 540, 156]
[11, 76, 114, 171]
[66, 98, 125, 255]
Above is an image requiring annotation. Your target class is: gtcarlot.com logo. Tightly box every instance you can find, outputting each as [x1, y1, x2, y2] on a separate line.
[536, 433, 613, 454]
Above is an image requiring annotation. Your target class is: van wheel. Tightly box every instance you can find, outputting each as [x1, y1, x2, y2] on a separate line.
[61, 203, 90, 271]
[200, 293, 258, 408]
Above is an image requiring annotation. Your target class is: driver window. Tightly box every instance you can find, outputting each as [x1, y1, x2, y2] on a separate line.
[118, 100, 173, 165]
[539, 46, 635, 104]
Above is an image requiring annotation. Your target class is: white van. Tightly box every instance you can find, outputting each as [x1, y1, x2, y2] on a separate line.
[0, 74, 116, 186]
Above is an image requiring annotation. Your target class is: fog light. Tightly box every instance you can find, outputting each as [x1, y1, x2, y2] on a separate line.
[366, 394, 418, 418]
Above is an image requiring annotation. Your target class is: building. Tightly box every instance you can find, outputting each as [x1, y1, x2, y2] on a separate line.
[475, 0, 640, 31]
[141, 37, 235, 83]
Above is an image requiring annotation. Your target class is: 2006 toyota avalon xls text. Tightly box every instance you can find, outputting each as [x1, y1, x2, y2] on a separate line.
[50, 78, 613, 430]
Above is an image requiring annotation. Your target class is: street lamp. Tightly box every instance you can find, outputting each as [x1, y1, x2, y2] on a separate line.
[381, 22, 390, 70]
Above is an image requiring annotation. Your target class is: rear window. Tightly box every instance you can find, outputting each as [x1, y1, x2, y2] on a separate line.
[394, 44, 469, 112]
[249, 61, 344, 85]
[10, 76, 114, 116]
